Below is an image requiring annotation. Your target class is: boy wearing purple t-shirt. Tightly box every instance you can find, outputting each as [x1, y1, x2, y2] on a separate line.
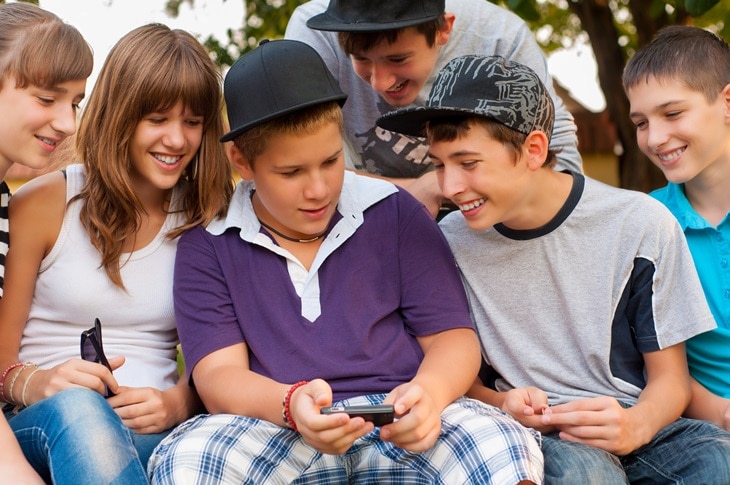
[147, 39, 543, 484]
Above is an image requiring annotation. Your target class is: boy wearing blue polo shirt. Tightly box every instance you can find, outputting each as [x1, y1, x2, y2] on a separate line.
[148, 40, 543, 484]
[378, 55, 730, 483]
[623, 26, 730, 431]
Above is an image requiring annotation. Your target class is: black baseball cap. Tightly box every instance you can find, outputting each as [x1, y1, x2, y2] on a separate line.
[220, 39, 348, 142]
[377, 55, 554, 139]
[306, 0, 445, 32]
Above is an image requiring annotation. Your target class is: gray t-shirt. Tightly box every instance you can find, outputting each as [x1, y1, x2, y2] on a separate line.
[286, 0, 582, 177]
[439, 173, 715, 405]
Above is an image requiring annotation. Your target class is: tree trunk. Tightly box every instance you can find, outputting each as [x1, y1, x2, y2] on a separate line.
[567, 0, 666, 192]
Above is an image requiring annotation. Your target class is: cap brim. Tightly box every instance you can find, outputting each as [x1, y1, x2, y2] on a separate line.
[377, 106, 488, 138]
[306, 13, 440, 32]
[220, 93, 348, 142]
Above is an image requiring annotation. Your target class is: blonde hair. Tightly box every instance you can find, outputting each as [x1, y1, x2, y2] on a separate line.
[0, 3, 92, 89]
[75, 23, 233, 288]
[232, 101, 344, 167]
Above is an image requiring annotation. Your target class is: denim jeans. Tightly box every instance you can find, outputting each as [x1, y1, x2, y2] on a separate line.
[543, 417, 730, 484]
[6, 388, 150, 485]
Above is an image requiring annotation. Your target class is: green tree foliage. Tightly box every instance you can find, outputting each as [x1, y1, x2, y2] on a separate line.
[168, 0, 729, 190]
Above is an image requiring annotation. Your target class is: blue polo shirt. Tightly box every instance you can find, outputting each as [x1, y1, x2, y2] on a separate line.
[174, 172, 474, 401]
[652, 183, 730, 397]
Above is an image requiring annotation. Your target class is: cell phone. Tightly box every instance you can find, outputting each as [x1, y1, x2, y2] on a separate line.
[320, 404, 395, 426]
[80, 318, 115, 397]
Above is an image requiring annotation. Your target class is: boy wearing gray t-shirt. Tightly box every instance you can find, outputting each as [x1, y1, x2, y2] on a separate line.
[379, 54, 730, 484]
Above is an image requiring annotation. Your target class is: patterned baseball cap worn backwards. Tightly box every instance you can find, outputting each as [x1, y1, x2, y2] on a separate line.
[377, 55, 554, 140]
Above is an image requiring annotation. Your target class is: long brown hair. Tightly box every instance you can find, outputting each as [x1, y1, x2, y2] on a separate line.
[0, 2, 92, 90]
[75, 23, 233, 288]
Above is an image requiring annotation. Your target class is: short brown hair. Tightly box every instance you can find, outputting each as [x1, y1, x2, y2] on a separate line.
[426, 116, 558, 168]
[0, 2, 92, 90]
[623, 25, 730, 103]
[338, 16, 447, 56]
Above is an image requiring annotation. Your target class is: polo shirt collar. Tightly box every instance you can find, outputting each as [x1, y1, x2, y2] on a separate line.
[661, 183, 714, 231]
[206, 171, 398, 240]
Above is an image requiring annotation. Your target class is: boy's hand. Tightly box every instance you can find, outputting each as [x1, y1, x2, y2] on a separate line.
[380, 382, 441, 452]
[291, 379, 374, 455]
[541, 396, 643, 455]
[501, 386, 554, 432]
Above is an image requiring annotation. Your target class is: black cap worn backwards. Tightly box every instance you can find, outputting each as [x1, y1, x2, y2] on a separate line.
[220, 39, 348, 142]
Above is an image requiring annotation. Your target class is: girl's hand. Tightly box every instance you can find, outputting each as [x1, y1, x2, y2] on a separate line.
[22, 356, 123, 405]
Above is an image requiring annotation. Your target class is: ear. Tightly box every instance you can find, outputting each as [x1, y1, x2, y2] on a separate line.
[436, 13, 456, 46]
[523, 131, 550, 172]
[722, 83, 730, 124]
[226, 142, 254, 181]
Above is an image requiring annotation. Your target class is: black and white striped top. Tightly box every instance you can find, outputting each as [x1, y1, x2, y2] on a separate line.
[0, 181, 10, 298]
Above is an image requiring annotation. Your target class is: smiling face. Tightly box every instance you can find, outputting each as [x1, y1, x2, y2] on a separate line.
[128, 100, 203, 194]
[628, 76, 730, 185]
[233, 121, 345, 241]
[0, 77, 86, 172]
[428, 123, 538, 231]
[349, 26, 450, 107]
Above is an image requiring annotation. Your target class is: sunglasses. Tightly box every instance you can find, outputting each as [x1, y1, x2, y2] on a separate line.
[80, 318, 114, 397]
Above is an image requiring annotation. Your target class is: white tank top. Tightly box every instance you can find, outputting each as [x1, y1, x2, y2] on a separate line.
[19, 164, 182, 390]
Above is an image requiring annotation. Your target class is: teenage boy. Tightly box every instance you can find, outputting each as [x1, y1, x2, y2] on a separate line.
[148, 40, 543, 484]
[623, 26, 730, 431]
[378, 54, 730, 484]
[285, 0, 582, 216]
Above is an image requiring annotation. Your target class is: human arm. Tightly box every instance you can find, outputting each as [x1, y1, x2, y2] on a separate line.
[0, 413, 44, 484]
[0, 172, 120, 405]
[542, 343, 691, 456]
[191, 343, 373, 455]
[684, 377, 730, 432]
[379, 327, 480, 451]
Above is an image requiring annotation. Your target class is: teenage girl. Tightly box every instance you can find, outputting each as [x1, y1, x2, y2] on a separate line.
[0, 22, 233, 483]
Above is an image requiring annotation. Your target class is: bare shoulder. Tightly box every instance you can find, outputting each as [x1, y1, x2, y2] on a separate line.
[8, 171, 67, 245]
[9, 170, 67, 215]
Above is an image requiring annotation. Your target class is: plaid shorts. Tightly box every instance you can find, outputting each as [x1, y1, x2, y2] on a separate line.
[149, 394, 543, 484]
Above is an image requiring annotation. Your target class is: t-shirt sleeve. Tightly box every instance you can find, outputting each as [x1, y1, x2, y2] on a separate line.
[285, 0, 344, 79]
[395, 192, 475, 336]
[174, 225, 245, 382]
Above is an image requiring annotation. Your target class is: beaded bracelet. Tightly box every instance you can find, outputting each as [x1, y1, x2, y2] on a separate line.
[0, 363, 23, 401]
[6, 363, 37, 406]
[21, 367, 42, 408]
[282, 381, 308, 432]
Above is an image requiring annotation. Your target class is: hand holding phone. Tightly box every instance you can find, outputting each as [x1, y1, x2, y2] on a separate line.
[320, 404, 395, 426]
[80, 318, 115, 397]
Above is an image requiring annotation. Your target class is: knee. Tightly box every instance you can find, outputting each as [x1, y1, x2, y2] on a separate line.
[34, 388, 122, 435]
[542, 437, 626, 485]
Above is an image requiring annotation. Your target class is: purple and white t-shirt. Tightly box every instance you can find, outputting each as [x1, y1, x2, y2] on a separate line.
[174, 172, 474, 401]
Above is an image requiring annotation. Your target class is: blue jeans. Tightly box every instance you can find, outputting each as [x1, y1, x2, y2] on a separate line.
[5, 388, 152, 484]
[543, 417, 730, 484]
